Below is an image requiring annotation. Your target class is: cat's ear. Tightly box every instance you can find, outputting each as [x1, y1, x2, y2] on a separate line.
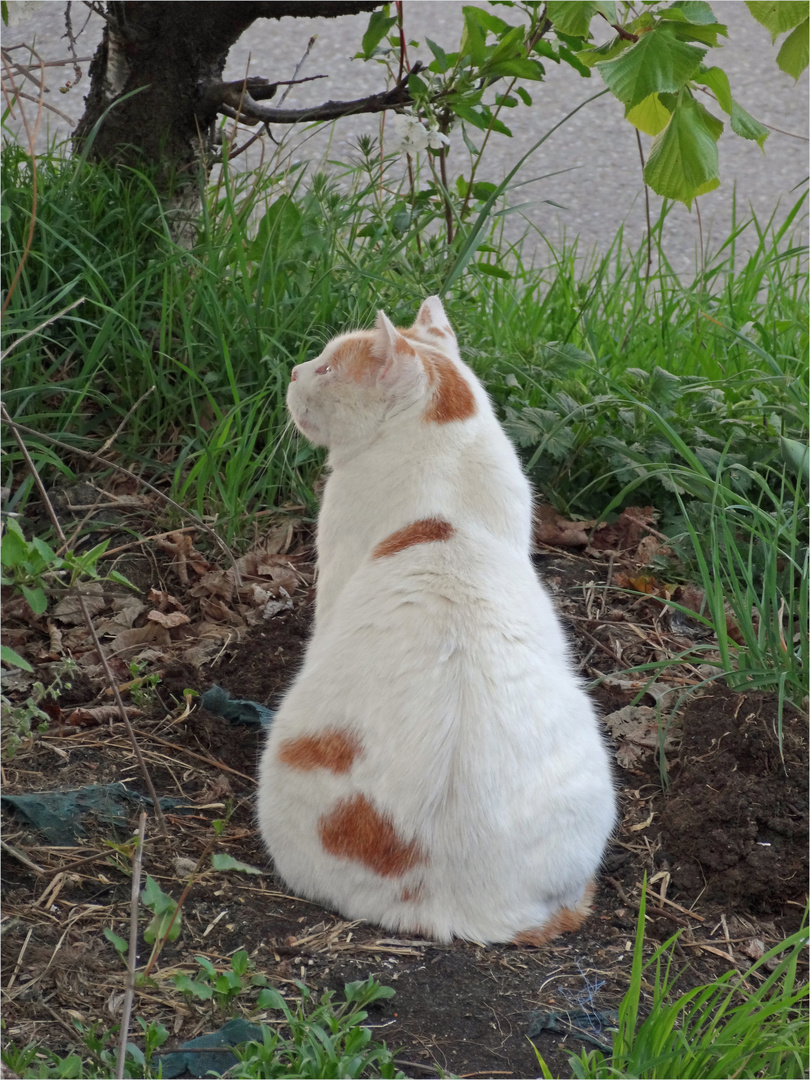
[373, 310, 418, 380]
[413, 296, 455, 339]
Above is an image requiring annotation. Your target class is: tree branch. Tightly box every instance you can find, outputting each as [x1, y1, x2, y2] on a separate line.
[212, 61, 423, 126]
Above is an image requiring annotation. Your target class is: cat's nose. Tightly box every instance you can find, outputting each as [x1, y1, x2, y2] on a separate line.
[290, 367, 298, 382]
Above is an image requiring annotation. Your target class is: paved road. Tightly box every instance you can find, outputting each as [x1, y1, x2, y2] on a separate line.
[5, 1, 808, 274]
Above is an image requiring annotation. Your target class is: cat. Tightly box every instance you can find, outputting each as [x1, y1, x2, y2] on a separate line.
[257, 297, 616, 944]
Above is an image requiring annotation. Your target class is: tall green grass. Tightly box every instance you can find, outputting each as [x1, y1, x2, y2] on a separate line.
[535, 886, 809, 1080]
[2, 131, 806, 699]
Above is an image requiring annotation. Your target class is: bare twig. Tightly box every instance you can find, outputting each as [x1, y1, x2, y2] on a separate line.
[1, 405, 169, 838]
[0, 296, 86, 363]
[1, 45, 44, 316]
[1, 839, 45, 878]
[115, 811, 147, 1080]
[0, 416, 242, 586]
[278, 35, 318, 106]
[214, 62, 423, 126]
[635, 128, 653, 282]
[98, 385, 157, 456]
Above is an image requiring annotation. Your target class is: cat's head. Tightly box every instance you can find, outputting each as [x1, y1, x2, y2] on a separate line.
[287, 297, 477, 454]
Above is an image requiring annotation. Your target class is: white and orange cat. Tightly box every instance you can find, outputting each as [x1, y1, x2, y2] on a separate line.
[257, 297, 616, 944]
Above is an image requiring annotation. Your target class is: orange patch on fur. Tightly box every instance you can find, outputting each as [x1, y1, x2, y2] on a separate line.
[330, 334, 380, 383]
[277, 729, 362, 774]
[318, 794, 427, 878]
[422, 353, 476, 423]
[372, 517, 455, 559]
[511, 881, 595, 947]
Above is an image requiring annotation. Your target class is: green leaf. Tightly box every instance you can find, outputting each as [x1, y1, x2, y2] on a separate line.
[0, 645, 33, 671]
[626, 92, 673, 135]
[696, 64, 732, 112]
[546, 1, 599, 37]
[665, 1, 719, 25]
[730, 98, 769, 148]
[1, 521, 28, 569]
[231, 949, 249, 977]
[577, 34, 633, 68]
[777, 16, 809, 78]
[215, 852, 265, 875]
[487, 24, 527, 65]
[485, 57, 546, 81]
[476, 261, 512, 279]
[425, 37, 450, 73]
[460, 7, 488, 65]
[104, 926, 128, 955]
[780, 436, 809, 478]
[360, 10, 397, 58]
[30, 537, 58, 565]
[464, 6, 511, 35]
[643, 90, 723, 206]
[515, 86, 533, 105]
[257, 987, 288, 1010]
[174, 974, 213, 1000]
[142, 875, 180, 943]
[595, 0, 618, 22]
[667, 19, 727, 46]
[195, 955, 217, 980]
[746, 1, 809, 41]
[20, 584, 47, 616]
[596, 24, 706, 107]
[407, 72, 428, 97]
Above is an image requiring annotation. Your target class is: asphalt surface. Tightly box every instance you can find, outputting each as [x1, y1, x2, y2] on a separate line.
[4, 1, 808, 274]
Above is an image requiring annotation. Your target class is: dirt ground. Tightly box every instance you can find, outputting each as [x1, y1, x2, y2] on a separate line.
[1, 512, 807, 1079]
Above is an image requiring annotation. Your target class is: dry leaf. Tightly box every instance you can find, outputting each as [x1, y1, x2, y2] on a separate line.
[533, 505, 597, 548]
[66, 705, 141, 726]
[147, 609, 191, 629]
[200, 597, 245, 627]
[156, 531, 210, 583]
[603, 705, 675, 770]
[191, 568, 235, 602]
[148, 588, 184, 611]
[671, 585, 747, 644]
[52, 583, 107, 624]
[96, 599, 147, 635]
[636, 534, 673, 565]
[590, 505, 659, 553]
[109, 622, 171, 658]
[740, 938, 766, 961]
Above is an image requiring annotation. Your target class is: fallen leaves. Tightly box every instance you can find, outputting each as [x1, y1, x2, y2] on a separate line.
[603, 704, 679, 771]
[1, 528, 308, 713]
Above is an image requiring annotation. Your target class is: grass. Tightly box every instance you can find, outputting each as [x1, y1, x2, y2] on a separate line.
[2, 976, 403, 1079]
[5, 133, 805, 700]
[535, 886, 809, 1080]
[1, 121, 807, 1076]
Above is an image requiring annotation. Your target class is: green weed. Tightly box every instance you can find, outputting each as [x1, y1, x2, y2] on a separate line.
[535, 886, 809, 1079]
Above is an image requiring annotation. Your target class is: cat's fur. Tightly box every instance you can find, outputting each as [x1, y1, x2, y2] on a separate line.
[257, 297, 616, 944]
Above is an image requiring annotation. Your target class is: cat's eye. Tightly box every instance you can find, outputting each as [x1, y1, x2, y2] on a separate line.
[316, 363, 333, 375]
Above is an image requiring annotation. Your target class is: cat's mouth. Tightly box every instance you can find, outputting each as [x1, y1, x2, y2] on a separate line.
[291, 408, 324, 444]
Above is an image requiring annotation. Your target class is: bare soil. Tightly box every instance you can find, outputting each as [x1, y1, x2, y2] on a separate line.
[2, 532, 807, 1079]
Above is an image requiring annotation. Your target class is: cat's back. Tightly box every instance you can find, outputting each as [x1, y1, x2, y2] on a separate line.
[305, 301, 533, 625]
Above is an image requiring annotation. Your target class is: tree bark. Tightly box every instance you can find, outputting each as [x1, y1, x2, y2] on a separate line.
[73, 1, 382, 180]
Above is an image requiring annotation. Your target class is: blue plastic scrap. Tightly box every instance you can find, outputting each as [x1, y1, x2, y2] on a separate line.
[201, 685, 275, 728]
[155, 1017, 265, 1078]
[1, 782, 194, 845]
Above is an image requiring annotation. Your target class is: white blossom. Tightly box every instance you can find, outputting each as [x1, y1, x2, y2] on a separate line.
[389, 112, 430, 155]
[426, 122, 450, 150]
[388, 111, 450, 156]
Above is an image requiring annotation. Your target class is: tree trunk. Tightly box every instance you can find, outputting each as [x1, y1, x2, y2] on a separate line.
[73, 1, 381, 180]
